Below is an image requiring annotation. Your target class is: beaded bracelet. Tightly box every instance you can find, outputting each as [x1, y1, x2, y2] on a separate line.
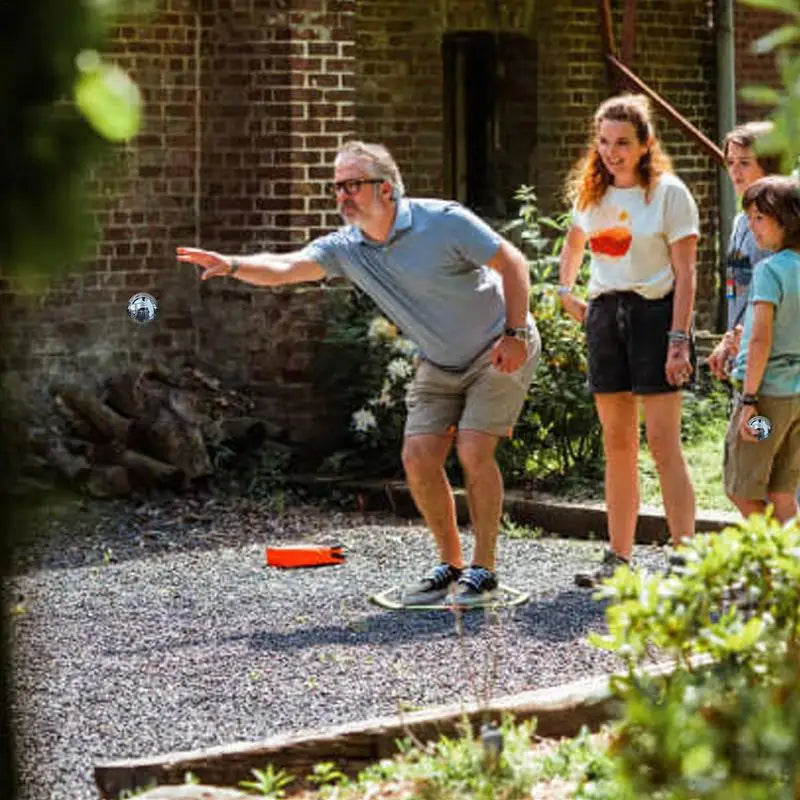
[667, 330, 690, 343]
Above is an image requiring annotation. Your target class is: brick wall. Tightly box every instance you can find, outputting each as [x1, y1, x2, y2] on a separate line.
[1, 0, 357, 449]
[2, 1, 202, 400]
[734, 4, 786, 122]
[2, 0, 790, 450]
[533, 0, 720, 324]
[354, 0, 445, 197]
[193, 0, 357, 445]
[355, 0, 719, 323]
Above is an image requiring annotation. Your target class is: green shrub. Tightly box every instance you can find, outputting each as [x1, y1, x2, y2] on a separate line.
[586, 514, 800, 799]
[314, 286, 413, 478]
[498, 186, 603, 485]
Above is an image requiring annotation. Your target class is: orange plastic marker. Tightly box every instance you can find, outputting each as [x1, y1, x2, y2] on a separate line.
[265, 544, 346, 568]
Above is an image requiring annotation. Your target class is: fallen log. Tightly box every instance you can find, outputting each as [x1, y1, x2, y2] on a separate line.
[85, 465, 130, 498]
[117, 449, 185, 489]
[46, 439, 91, 483]
[54, 384, 131, 442]
[103, 371, 145, 419]
[53, 393, 99, 441]
[140, 406, 212, 480]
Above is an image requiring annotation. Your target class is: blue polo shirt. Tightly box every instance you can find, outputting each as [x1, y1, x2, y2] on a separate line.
[302, 198, 513, 370]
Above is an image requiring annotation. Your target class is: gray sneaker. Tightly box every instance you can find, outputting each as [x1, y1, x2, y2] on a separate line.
[453, 565, 498, 607]
[400, 563, 462, 606]
[575, 548, 630, 588]
[666, 550, 688, 577]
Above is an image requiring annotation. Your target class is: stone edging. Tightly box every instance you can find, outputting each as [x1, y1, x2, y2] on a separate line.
[292, 477, 741, 544]
[95, 669, 618, 799]
[96, 657, 705, 800]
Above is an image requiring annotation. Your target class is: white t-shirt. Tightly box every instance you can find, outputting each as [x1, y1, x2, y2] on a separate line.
[572, 172, 699, 300]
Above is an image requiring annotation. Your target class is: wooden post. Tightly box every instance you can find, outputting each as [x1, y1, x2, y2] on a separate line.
[621, 0, 636, 65]
[597, 0, 618, 91]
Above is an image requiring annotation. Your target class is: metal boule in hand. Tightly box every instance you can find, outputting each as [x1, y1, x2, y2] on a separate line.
[746, 415, 772, 441]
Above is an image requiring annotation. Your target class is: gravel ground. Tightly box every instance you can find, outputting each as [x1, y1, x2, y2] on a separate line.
[4, 492, 671, 800]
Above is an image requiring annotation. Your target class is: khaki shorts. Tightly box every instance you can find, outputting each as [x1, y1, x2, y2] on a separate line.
[404, 330, 540, 438]
[724, 393, 800, 499]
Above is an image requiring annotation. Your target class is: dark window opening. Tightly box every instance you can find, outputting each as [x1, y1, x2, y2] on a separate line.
[443, 31, 538, 220]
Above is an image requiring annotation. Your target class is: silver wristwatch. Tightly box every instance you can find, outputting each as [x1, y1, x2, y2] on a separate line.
[504, 326, 530, 343]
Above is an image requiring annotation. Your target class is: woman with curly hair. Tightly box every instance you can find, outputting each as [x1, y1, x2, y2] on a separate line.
[557, 94, 700, 586]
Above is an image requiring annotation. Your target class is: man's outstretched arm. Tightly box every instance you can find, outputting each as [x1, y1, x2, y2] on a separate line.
[176, 246, 326, 286]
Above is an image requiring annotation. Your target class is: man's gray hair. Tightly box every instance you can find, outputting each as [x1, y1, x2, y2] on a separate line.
[335, 140, 406, 199]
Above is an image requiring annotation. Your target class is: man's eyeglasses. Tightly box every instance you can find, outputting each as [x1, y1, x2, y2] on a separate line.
[327, 178, 384, 197]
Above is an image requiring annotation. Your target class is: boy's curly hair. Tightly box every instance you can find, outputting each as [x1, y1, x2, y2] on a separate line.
[742, 176, 800, 249]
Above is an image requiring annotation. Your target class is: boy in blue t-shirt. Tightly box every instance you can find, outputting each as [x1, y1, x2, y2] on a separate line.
[725, 176, 800, 522]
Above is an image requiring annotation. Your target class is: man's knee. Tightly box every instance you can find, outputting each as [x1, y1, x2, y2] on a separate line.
[402, 435, 449, 475]
[455, 434, 498, 476]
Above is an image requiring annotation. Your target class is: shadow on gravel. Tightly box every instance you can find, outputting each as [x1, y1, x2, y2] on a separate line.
[512, 590, 608, 641]
[246, 609, 502, 651]
[100, 609, 505, 658]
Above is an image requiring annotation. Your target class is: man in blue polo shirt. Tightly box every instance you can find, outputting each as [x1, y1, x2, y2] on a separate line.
[177, 140, 540, 607]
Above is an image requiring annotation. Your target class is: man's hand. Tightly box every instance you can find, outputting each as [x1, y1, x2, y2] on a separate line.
[560, 293, 587, 324]
[706, 339, 730, 380]
[176, 247, 232, 280]
[665, 340, 692, 387]
[706, 330, 739, 380]
[491, 336, 527, 373]
[738, 403, 759, 441]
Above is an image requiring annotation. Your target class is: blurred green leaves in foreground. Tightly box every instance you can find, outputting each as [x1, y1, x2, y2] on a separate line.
[740, 0, 800, 177]
[0, 0, 144, 284]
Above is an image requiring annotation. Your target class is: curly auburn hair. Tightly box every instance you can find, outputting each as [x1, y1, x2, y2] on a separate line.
[566, 94, 673, 211]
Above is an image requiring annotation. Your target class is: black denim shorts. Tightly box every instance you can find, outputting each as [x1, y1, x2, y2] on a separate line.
[585, 291, 694, 394]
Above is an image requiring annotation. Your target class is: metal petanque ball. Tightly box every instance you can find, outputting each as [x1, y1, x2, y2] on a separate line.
[746, 415, 772, 441]
[127, 292, 158, 325]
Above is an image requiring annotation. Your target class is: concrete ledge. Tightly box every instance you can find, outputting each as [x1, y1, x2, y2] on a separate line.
[292, 477, 741, 545]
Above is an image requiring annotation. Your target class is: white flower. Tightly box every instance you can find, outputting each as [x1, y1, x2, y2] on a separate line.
[367, 316, 397, 342]
[386, 357, 413, 383]
[352, 408, 377, 433]
[392, 336, 417, 356]
[377, 380, 395, 408]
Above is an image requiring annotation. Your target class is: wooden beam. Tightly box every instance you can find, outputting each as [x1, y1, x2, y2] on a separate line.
[621, 0, 636, 65]
[607, 54, 725, 165]
[597, 0, 618, 91]
[597, 0, 616, 54]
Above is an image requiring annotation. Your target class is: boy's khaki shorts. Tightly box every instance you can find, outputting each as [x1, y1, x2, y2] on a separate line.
[724, 393, 800, 499]
[404, 330, 540, 439]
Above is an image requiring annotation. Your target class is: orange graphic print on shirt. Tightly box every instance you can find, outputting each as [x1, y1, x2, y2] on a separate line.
[588, 209, 632, 258]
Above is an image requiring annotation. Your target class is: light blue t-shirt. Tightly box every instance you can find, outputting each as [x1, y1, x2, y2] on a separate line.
[303, 198, 530, 371]
[733, 248, 800, 396]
